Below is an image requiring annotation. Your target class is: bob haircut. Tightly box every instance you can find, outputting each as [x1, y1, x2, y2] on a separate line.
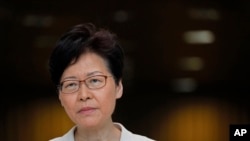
[48, 23, 124, 88]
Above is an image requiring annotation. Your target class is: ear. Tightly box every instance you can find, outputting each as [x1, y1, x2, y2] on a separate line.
[115, 80, 123, 99]
[58, 94, 64, 107]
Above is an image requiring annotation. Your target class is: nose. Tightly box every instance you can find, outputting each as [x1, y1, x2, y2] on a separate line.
[77, 83, 93, 101]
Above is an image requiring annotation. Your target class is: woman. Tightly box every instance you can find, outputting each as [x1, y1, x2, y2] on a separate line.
[48, 23, 155, 141]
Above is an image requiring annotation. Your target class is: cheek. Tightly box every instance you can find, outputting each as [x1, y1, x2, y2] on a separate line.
[59, 95, 78, 120]
[99, 84, 117, 100]
[98, 89, 118, 112]
[59, 94, 75, 110]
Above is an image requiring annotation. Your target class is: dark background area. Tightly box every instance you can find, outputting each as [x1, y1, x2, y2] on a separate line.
[1, 0, 250, 140]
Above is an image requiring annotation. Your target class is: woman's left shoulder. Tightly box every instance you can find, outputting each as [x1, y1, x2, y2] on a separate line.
[114, 122, 156, 141]
[131, 133, 156, 141]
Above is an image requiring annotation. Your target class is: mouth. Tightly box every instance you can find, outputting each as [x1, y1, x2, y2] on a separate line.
[78, 107, 97, 115]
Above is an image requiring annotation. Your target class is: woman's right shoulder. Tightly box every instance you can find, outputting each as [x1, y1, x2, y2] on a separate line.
[49, 137, 61, 141]
[48, 126, 76, 141]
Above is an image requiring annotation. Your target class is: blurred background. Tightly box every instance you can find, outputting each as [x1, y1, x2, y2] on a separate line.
[1, 0, 250, 141]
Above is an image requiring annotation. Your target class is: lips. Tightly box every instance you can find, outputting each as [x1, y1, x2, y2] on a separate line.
[78, 107, 97, 115]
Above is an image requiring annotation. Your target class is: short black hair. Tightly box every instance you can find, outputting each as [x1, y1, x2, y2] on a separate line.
[48, 23, 124, 86]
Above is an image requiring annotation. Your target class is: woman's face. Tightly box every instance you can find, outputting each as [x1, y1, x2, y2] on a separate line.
[59, 52, 123, 129]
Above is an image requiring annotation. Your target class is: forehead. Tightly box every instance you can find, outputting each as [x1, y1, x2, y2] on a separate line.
[62, 52, 109, 79]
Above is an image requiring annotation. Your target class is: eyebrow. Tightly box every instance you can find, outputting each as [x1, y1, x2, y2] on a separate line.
[86, 71, 104, 76]
[62, 71, 104, 81]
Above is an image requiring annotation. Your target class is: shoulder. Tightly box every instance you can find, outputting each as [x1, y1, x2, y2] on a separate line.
[49, 137, 61, 141]
[48, 126, 76, 141]
[114, 123, 156, 141]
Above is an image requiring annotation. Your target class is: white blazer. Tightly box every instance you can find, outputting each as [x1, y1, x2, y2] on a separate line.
[49, 123, 155, 141]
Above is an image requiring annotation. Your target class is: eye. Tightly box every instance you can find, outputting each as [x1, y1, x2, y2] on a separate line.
[88, 77, 103, 84]
[85, 76, 105, 88]
[63, 81, 79, 89]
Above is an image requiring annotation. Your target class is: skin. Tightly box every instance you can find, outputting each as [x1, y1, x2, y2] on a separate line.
[59, 52, 123, 141]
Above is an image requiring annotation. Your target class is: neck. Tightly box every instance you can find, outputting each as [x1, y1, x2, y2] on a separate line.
[74, 121, 121, 141]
